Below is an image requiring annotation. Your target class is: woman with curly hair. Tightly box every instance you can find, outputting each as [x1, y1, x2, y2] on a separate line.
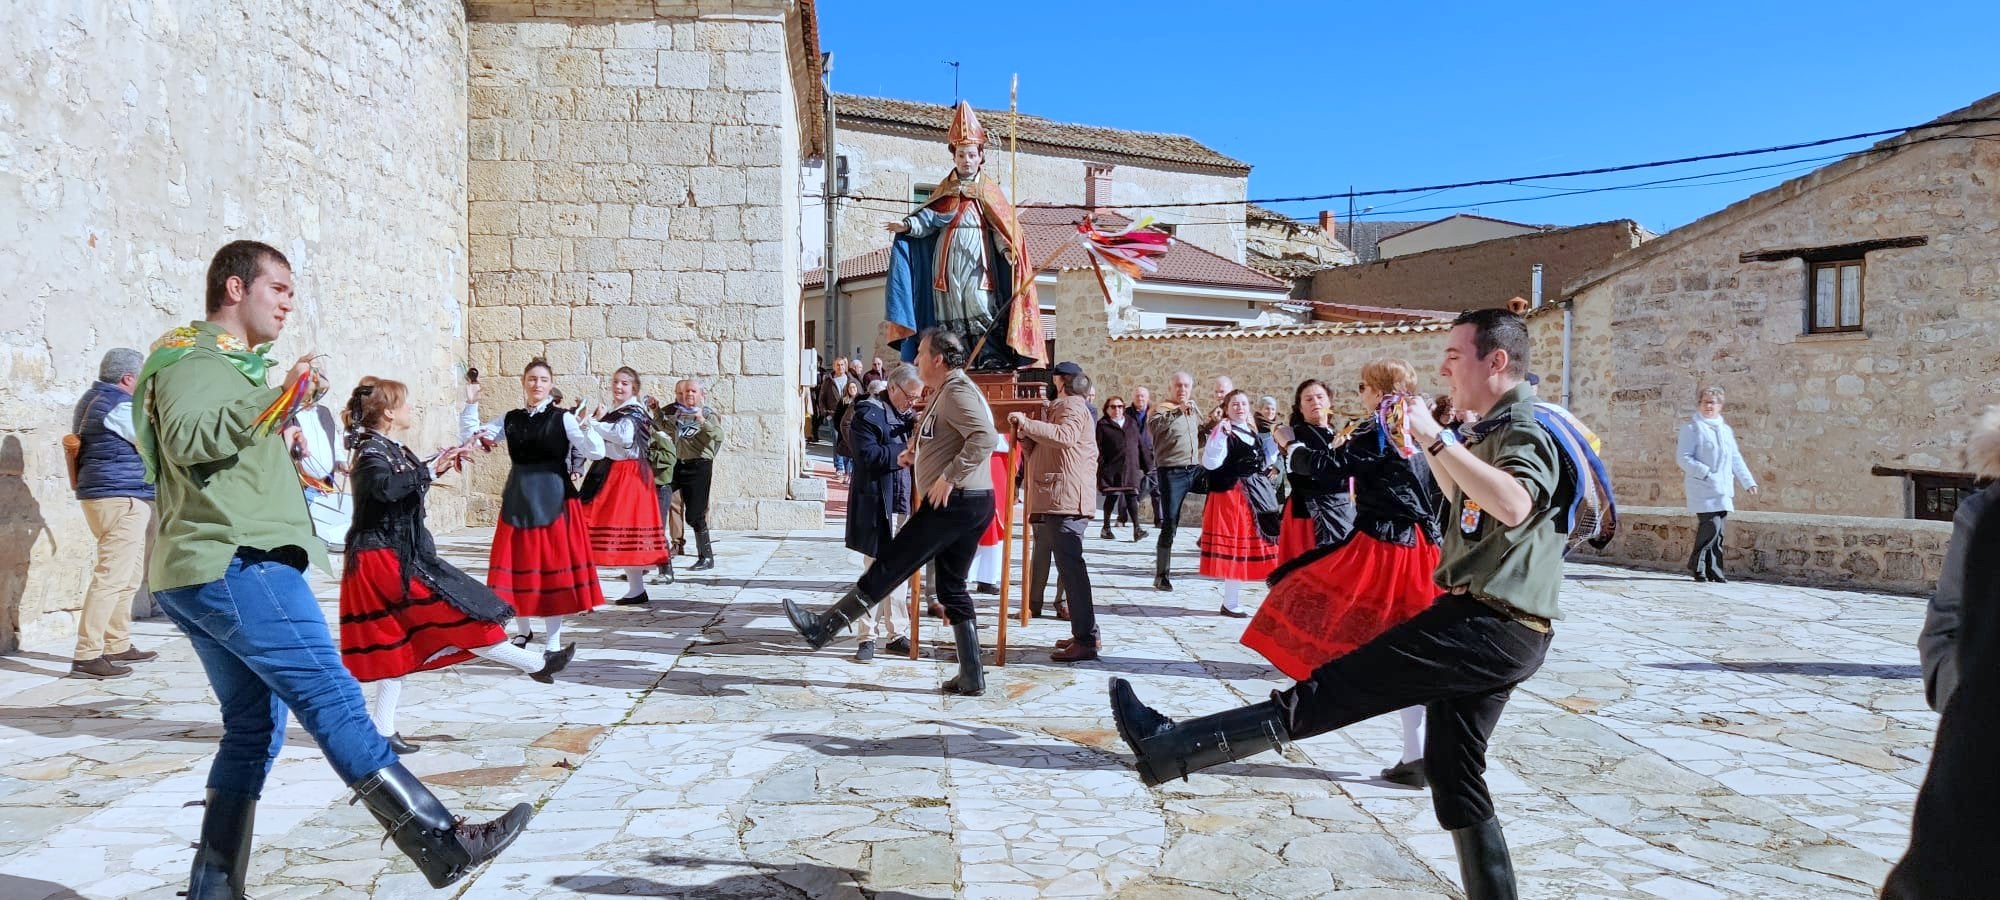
[340, 378, 571, 753]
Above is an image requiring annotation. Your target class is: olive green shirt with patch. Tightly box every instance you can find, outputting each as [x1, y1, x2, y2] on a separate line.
[145, 327, 330, 590]
[1434, 382, 1567, 620]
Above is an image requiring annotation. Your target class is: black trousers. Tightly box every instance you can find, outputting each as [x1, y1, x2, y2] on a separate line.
[1153, 465, 1200, 561]
[1689, 511, 1727, 579]
[1274, 595, 1552, 830]
[672, 458, 714, 532]
[857, 489, 992, 625]
[1102, 493, 1139, 529]
[1027, 516, 1096, 646]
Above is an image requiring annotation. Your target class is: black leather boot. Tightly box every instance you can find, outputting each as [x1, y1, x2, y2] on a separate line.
[185, 789, 256, 899]
[1109, 677, 1289, 786]
[350, 762, 533, 889]
[689, 529, 716, 571]
[1451, 817, 1518, 900]
[1153, 545, 1173, 591]
[942, 619, 984, 695]
[530, 643, 577, 684]
[782, 588, 874, 650]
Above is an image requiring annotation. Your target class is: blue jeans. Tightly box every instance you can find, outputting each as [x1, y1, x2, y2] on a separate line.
[153, 549, 397, 794]
[834, 455, 851, 476]
[1153, 465, 1201, 560]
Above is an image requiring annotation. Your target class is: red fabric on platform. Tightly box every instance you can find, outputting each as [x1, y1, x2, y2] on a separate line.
[1198, 484, 1278, 581]
[979, 450, 1009, 546]
[1240, 532, 1441, 681]
[582, 458, 670, 566]
[489, 499, 605, 618]
[339, 547, 508, 683]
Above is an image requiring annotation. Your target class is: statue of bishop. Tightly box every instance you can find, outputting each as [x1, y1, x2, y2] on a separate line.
[882, 101, 1041, 371]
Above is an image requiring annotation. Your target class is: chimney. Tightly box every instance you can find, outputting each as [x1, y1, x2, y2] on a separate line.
[1084, 165, 1114, 213]
[1318, 210, 1336, 234]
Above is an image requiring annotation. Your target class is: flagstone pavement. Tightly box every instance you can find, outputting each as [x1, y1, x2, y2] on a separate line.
[0, 522, 1933, 899]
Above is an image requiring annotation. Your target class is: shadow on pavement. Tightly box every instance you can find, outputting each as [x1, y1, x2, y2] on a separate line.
[1647, 661, 1920, 678]
[554, 854, 948, 899]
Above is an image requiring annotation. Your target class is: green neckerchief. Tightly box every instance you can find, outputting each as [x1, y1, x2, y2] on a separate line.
[132, 321, 276, 482]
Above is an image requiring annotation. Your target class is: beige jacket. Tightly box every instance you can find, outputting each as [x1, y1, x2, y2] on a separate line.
[913, 368, 998, 493]
[1149, 401, 1204, 468]
[1016, 395, 1098, 517]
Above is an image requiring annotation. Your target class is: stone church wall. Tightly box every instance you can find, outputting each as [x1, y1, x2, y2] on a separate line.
[0, 0, 472, 651]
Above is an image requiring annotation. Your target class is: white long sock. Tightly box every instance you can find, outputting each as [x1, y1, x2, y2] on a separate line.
[371, 678, 403, 737]
[472, 640, 545, 674]
[540, 616, 566, 652]
[1399, 706, 1425, 763]
[622, 567, 647, 598]
[1221, 580, 1244, 612]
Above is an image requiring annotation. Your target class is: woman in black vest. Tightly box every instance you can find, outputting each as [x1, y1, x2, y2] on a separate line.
[1242, 359, 1443, 787]
[579, 366, 669, 604]
[1198, 390, 1279, 618]
[340, 378, 571, 754]
[465, 358, 606, 653]
[1272, 379, 1356, 565]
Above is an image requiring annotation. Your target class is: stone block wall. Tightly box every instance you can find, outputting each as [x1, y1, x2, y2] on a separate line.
[1581, 507, 1950, 595]
[463, 2, 818, 531]
[1566, 132, 2000, 517]
[0, 0, 471, 651]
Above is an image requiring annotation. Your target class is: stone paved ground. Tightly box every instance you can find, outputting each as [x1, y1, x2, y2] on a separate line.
[0, 519, 1932, 899]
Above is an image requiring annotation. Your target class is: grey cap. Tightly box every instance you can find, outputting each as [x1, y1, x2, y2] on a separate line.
[100, 347, 144, 382]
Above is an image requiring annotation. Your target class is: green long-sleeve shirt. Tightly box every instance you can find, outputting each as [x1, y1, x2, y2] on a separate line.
[143, 323, 329, 590]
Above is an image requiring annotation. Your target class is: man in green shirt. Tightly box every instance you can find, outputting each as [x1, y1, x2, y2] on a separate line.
[1111, 308, 1563, 900]
[137, 241, 531, 898]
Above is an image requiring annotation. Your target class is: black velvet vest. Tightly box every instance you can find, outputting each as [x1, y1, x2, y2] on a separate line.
[501, 406, 576, 528]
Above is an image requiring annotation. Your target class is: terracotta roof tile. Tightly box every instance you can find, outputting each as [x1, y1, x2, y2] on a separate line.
[835, 94, 1249, 173]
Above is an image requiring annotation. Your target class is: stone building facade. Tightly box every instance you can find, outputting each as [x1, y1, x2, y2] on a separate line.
[462, 1, 825, 531]
[1244, 203, 1356, 296]
[0, 0, 826, 650]
[0, 0, 474, 652]
[1560, 93, 2000, 521]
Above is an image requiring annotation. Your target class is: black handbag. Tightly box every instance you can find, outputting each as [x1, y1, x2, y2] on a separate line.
[1240, 473, 1283, 542]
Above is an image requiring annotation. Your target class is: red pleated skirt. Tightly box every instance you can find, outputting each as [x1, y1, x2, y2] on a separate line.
[980, 452, 1009, 546]
[1198, 484, 1278, 581]
[1241, 532, 1442, 681]
[489, 499, 605, 618]
[339, 548, 508, 683]
[1276, 503, 1319, 566]
[582, 459, 669, 567]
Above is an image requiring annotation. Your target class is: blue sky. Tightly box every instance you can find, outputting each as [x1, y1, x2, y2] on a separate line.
[819, 1, 1998, 233]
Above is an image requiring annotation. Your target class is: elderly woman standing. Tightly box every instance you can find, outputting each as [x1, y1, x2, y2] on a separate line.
[1677, 386, 1758, 583]
[1096, 397, 1147, 542]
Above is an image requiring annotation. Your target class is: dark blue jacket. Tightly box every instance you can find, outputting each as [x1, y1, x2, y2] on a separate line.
[844, 396, 912, 559]
[72, 381, 153, 501]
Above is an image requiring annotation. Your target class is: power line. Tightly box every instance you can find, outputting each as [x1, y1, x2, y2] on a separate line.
[828, 116, 2000, 213]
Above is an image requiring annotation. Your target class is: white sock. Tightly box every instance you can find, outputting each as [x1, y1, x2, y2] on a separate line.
[472, 640, 545, 674]
[1399, 706, 1425, 764]
[371, 678, 402, 737]
[1222, 580, 1243, 612]
[622, 567, 647, 598]
[540, 616, 566, 652]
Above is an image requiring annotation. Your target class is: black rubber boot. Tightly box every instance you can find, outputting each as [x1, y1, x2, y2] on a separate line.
[1153, 545, 1173, 591]
[185, 789, 257, 900]
[1109, 677, 1290, 786]
[941, 619, 985, 696]
[782, 588, 873, 650]
[689, 529, 716, 571]
[1451, 817, 1518, 900]
[351, 762, 533, 889]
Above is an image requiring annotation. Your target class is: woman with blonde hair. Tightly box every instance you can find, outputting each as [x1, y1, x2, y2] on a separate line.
[1242, 357, 1443, 786]
[340, 378, 570, 754]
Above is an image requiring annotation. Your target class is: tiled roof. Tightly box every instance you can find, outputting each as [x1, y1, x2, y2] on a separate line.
[1310, 302, 1455, 324]
[835, 94, 1249, 173]
[804, 206, 1288, 294]
[1110, 319, 1453, 342]
[1332, 220, 1429, 263]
